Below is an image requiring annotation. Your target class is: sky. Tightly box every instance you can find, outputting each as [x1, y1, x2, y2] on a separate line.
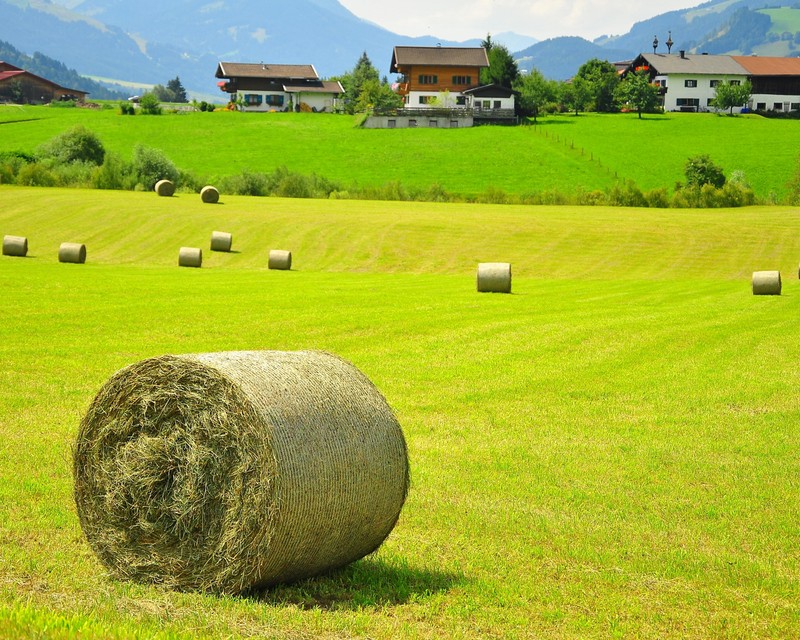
[337, 0, 703, 43]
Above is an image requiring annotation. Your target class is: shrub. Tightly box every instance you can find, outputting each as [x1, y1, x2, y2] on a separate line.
[685, 154, 726, 189]
[644, 188, 670, 208]
[606, 179, 647, 207]
[220, 170, 269, 196]
[92, 152, 134, 190]
[119, 101, 135, 115]
[131, 144, 178, 190]
[38, 125, 106, 165]
[16, 163, 56, 187]
[139, 93, 162, 115]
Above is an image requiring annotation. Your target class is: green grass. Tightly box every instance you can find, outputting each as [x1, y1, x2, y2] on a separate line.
[1, 185, 800, 638]
[0, 105, 798, 200]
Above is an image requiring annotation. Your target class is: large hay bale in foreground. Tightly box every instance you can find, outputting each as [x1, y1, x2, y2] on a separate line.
[477, 262, 511, 293]
[752, 270, 781, 295]
[268, 249, 292, 270]
[179, 247, 202, 268]
[210, 231, 233, 252]
[73, 350, 409, 594]
[154, 179, 175, 197]
[2, 235, 28, 257]
[58, 242, 86, 264]
[200, 185, 220, 204]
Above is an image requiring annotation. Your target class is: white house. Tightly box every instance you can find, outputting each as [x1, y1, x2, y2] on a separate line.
[215, 62, 344, 113]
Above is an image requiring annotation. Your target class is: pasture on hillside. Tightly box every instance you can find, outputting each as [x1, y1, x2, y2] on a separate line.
[1, 186, 799, 638]
[0, 105, 798, 201]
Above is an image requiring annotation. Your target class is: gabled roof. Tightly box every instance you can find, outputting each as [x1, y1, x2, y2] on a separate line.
[283, 80, 344, 94]
[462, 83, 516, 97]
[216, 62, 319, 81]
[0, 66, 87, 95]
[0, 62, 23, 73]
[0, 70, 25, 82]
[637, 53, 748, 76]
[390, 46, 489, 73]
[732, 55, 800, 76]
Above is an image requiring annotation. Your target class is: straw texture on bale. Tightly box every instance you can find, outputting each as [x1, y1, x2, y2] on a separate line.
[154, 180, 175, 197]
[59, 242, 87, 264]
[268, 250, 292, 270]
[178, 247, 202, 268]
[210, 231, 233, 252]
[752, 270, 781, 295]
[200, 186, 220, 204]
[73, 350, 409, 594]
[477, 262, 512, 293]
[2, 235, 28, 257]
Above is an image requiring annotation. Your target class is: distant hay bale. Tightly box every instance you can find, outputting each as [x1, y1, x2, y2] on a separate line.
[179, 247, 202, 268]
[73, 350, 409, 594]
[210, 231, 233, 252]
[154, 180, 175, 197]
[58, 242, 86, 264]
[268, 250, 292, 270]
[3, 235, 28, 257]
[477, 262, 511, 293]
[200, 186, 220, 204]
[752, 270, 781, 295]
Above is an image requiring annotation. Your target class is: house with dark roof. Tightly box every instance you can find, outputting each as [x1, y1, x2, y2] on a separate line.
[624, 52, 800, 113]
[215, 62, 344, 112]
[0, 62, 88, 104]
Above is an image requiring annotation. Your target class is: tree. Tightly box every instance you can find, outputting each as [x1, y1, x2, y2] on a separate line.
[139, 92, 162, 115]
[354, 78, 403, 113]
[513, 69, 558, 122]
[336, 52, 381, 114]
[480, 37, 519, 88]
[166, 76, 188, 103]
[685, 154, 726, 189]
[615, 69, 660, 119]
[560, 80, 591, 115]
[711, 80, 752, 115]
[574, 58, 619, 112]
[38, 124, 105, 165]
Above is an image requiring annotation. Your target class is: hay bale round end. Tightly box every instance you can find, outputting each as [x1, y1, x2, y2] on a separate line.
[752, 270, 781, 295]
[59, 242, 87, 264]
[200, 186, 220, 204]
[3, 235, 28, 257]
[73, 350, 409, 594]
[210, 231, 233, 252]
[179, 247, 202, 268]
[268, 250, 292, 270]
[477, 262, 512, 293]
[154, 180, 175, 197]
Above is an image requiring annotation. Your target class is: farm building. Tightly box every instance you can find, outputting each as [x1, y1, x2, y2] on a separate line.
[0, 62, 88, 104]
[624, 52, 800, 114]
[215, 62, 344, 113]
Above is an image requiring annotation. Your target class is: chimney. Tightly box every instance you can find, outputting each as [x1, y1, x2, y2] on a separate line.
[679, 50, 686, 59]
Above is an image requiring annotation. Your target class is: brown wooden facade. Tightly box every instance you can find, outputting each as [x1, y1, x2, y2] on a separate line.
[0, 63, 87, 104]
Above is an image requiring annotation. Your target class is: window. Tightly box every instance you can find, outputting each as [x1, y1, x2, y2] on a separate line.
[456, 96, 467, 105]
[409, 119, 417, 127]
[757, 102, 766, 110]
[452, 75, 472, 85]
[730, 80, 741, 86]
[244, 94, 262, 105]
[709, 80, 720, 88]
[482, 100, 491, 109]
[450, 120, 458, 128]
[429, 119, 438, 127]
[685, 79, 697, 88]
[388, 119, 396, 129]
[264, 94, 284, 106]
[791, 103, 800, 111]
[419, 95, 434, 105]
[774, 102, 783, 110]
[419, 74, 438, 85]
[494, 100, 502, 109]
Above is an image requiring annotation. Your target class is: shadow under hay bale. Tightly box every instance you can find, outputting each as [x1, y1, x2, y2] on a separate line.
[59, 242, 86, 264]
[269, 250, 292, 270]
[210, 231, 233, 252]
[3, 235, 28, 257]
[154, 180, 175, 197]
[73, 350, 410, 594]
[477, 262, 512, 293]
[200, 186, 220, 204]
[179, 247, 202, 268]
[752, 270, 781, 295]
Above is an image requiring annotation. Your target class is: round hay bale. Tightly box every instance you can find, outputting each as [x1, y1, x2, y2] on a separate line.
[3, 235, 28, 257]
[154, 179, 175, 197]
[58, 242, 86, 264]
[477, 262, 511, 293]
[179, 247, 202, 268]
[210, 231, 233, 252]
[268, 249, 292, 271]
[752, 270, 781, 295]
[200, 185, 220, 204]
[73, 350, 409, 594]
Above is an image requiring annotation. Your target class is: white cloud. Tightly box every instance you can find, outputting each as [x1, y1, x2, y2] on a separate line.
[339, 0, 702, 41]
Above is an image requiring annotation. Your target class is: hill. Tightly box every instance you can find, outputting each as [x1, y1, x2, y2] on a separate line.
[515, 36, 631, 80]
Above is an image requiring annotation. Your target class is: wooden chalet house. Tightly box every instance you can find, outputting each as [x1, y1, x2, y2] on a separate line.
[624, 52, 800, 114]
[215, 62, 344, 113]
[0, 62, 87, 104]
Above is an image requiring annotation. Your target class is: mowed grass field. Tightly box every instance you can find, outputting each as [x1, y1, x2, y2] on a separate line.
[0, 105, 798, 200]
[1, 185, 800, 638]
